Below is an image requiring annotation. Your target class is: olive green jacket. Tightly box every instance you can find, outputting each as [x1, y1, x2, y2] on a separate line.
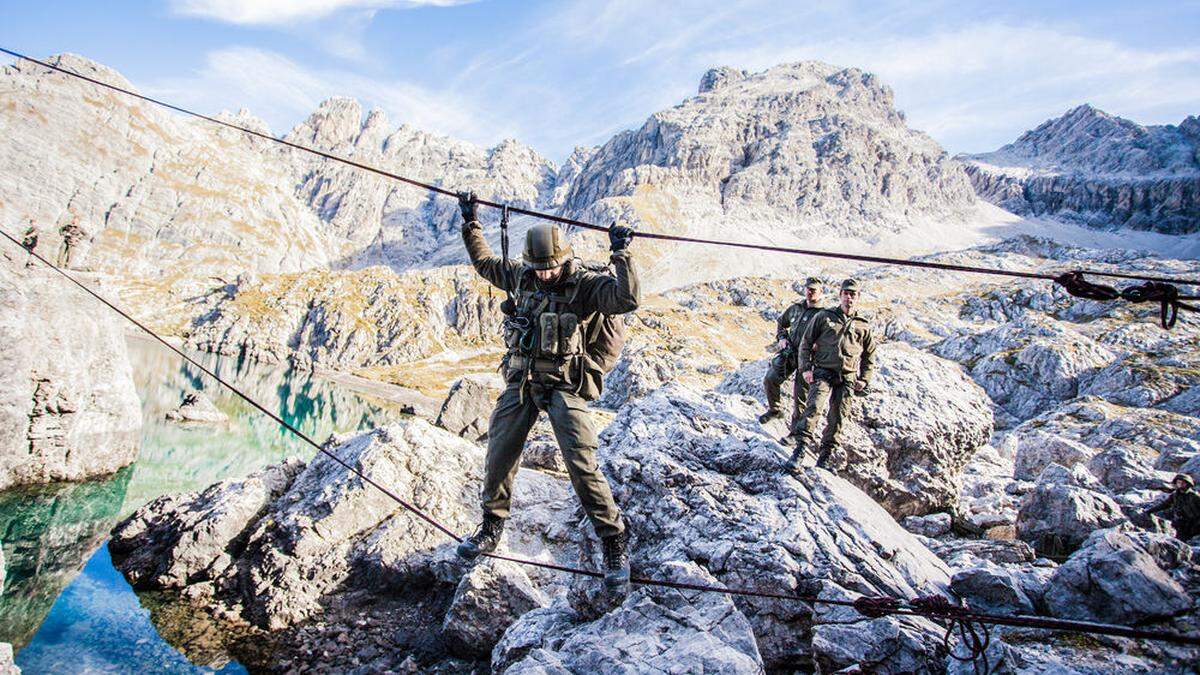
[776, 301, 808, 342]
[462, 220, 640, 315]
[797, 307, 877, 386]
[1149, 488, 1200, 522]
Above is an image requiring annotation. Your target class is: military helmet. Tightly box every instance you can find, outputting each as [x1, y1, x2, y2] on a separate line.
[523, 224, 572, 270]
[1173, 473, 1195, 488]
[804, 276, 822, 289]
[841, 278, 861, 293]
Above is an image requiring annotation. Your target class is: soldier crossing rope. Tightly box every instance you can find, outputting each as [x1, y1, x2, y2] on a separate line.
[1, 46, 1197, 329]
[3, 45, 1200, 672]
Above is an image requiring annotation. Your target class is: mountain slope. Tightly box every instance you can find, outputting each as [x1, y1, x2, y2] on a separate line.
[958, 105, 1200, 234]
[559, 62, 978, 287]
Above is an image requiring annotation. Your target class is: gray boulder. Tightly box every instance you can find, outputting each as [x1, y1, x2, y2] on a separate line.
[435, 373, 503, 442]
[1013, 431, 1096, 481]
[1087, 445, 1174, 495]
[902, 513, 953, 538]
[493, 562, 763, 674]
[0, 642, 16, 675]
[1017, 464, 1127, 557]
[0, 262, 143, 490]
[719, 342, 993, 518]
[441, 558, 547, 658]
[1044, 528, 1194, 624]
[810, 581, 946, 674]
[110, 459, 304, 589]
[600, 383, 951, 668]
[950, 567, 1035, 615]
[164, 391, 228, 425]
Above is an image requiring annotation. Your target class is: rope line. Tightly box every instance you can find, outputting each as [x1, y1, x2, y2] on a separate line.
[5, 47, 1200, 658]
[5, 230, 1200, 653]
[3, 45, 1199, 296]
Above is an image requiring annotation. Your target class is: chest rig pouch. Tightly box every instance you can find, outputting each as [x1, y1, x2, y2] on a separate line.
[503, 270, 585, 388]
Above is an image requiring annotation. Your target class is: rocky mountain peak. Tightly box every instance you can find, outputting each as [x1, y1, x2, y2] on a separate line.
[560, 59, 974, 288]
[287, 96, 365, 148]
[697, 66, 748, 94]
[215, 108, 272, 136]
[31, 53, 136, 91]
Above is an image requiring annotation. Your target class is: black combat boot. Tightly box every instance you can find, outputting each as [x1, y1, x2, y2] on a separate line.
[782, 445, 805, 476]
[758, 410, 783, 424]
[601, 529, 630, 591]
[457, 513, 505, 560]
[814, 446, 833, 471]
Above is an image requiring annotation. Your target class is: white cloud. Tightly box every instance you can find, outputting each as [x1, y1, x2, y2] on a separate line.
[170, 0, 469, 26]
[144, 47, 495, 146]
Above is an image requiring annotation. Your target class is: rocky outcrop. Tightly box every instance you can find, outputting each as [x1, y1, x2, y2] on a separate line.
[719, 341, 993, 517]
[282, 98, 557, 269]
[600, 383, 952, 668]
[441, 559, 547, 658]
[0, 262, 143, 490]
[184, 264, 505, 371]
[959, 105, 1200, 234]
[1044, 528, 1194, 625]
[0, 54, 336, 286]
[164, 391, 228, 425]
[493, 562, 763, 673]
[435, 373, 503, 442]
[1016, 464, 1128, 557]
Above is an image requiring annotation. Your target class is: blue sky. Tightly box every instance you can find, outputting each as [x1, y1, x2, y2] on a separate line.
[3, 1, 1199, 163]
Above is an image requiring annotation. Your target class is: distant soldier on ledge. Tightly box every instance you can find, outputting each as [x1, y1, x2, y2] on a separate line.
[455, 192, 639, 591]
[1145, 473, 1200, 542]
[21, 222, 38, 268]
[57, 216, 86, 269]
[783, 278, 877, 474]
[760, 277, 824, 425]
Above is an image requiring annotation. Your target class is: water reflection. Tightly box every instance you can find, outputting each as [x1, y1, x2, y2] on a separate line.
[1, 338, 411, 673]
[0, 468, 131, 649]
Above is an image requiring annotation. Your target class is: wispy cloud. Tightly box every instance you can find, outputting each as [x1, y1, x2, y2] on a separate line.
[145, 47, 492, 144]
[169, 0, 469, 26]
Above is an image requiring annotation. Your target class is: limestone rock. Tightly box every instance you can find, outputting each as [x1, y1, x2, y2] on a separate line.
[950, 567, 1035, 615]
[559, 61, 977, 289]
[441, 558, 547, 658]
[164, 391, 228, 425]
[493, 562, 763, 673]
[720, 341, 993, 518]
[110, 459, 304, 589]
[810, 582, 946, 674]
[959, 105, 1200, 234]
[0, 261, 143, 490]
[436, 373, 503, 442]
[1044, 528, 1194, 624]
[902, 513, 953, 538]
[600, 383, 951, 668]
[0, 643, 17, 675]
[1013, 431, 1096, 481]
[1016, 465, 1128, 557]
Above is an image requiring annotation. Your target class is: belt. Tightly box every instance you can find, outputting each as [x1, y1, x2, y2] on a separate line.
[507, 354, 570, 374]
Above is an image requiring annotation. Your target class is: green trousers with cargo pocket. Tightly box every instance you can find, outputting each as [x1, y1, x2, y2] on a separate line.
[793, 372, 852, 458]
[481, 381, 624, 538]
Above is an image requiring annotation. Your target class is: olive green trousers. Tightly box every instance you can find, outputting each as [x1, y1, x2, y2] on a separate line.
[481, 381, 624, 538]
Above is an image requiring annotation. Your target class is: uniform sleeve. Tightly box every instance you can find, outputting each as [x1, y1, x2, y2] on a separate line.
[462, 221, 521, 291]
[858, 323, 878, 386]
[775, 304, 794, 342]
[1147, 493, 1175, 514]
[797, 313, 823, 373]
[579, 250, 640, 315]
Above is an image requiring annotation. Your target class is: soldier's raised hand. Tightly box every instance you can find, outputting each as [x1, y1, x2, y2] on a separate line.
[854, 380, 867, 393]
[803, 370, 814, 384]
[608, 221, 635, 252]
[457, 191, 478, 223]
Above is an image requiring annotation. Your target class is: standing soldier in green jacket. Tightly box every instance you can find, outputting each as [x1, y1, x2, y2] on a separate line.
[783, 279, 877, 474]
[760, 277, 824, 425]
[454, 193, 639, 591]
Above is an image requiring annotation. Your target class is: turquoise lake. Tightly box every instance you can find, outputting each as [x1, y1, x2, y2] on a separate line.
[0, 337, 411, 673]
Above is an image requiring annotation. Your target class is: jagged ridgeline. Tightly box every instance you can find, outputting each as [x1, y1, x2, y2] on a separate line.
[1, 55, 979, 296]
[959, 104, 1200, 234]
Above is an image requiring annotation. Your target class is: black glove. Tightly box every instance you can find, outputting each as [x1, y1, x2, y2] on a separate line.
[609, 222, 634, 252]
[458, 191, 478, 223]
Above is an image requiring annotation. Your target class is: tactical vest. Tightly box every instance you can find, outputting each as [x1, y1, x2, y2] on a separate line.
[501, 265, 624, 400]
